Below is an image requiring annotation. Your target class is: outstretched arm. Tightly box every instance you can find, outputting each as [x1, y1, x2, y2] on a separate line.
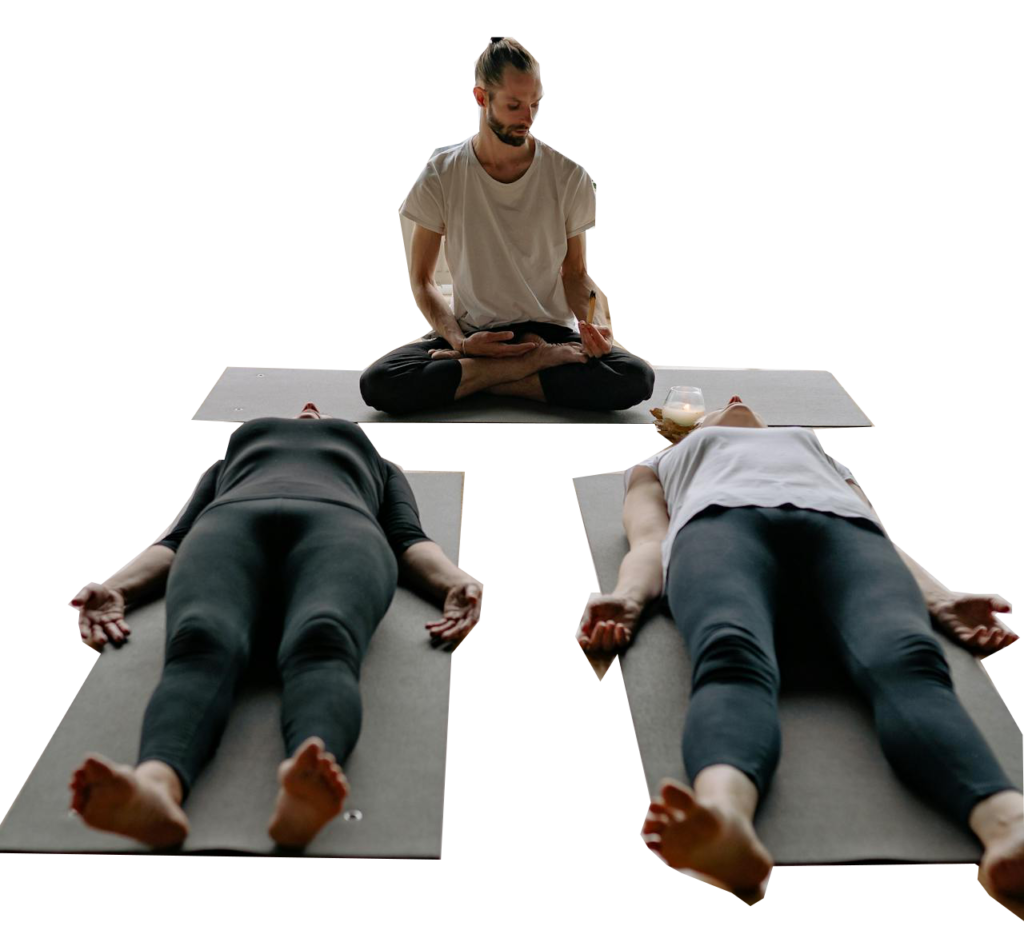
[398, 540, 478, 605]
[399, 540, 482, 650]
[101, 545, 177, 603]
[847, 479, 950, 606]
[70, 461, 220, 651]
[845, 479, 1016, 655]
[615, 466, 671, 606]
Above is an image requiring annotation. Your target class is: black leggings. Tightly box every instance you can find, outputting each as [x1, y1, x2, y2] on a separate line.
[359, 321, 655, 414]
[139, 498, 398, 800]
[665, 505, 1015, 827]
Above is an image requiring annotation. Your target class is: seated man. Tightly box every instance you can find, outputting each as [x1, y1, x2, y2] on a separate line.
[360, 37, 655, 415]
[364, 280, 655, 417]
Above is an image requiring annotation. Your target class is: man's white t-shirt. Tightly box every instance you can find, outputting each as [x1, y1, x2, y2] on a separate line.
[625, 426, 883, 583]
[399, 136, 597, 332]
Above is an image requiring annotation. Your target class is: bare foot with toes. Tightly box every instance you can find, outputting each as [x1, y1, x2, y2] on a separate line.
[642, 778, 773, 902]
[979, 820, 1024, 920]
[268, 737, 349, 848]
[520, 332, 588, 370]
[68, 755, 189, 848]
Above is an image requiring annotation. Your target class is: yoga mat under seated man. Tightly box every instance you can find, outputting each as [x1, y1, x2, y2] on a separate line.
[573, 407, 1019, 896]
[1, 415, 468, 851]
[194, 367, 872, 426]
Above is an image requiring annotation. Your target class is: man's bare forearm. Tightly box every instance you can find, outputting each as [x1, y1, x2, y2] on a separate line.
[399, 540, 477, 605]
[612, 539, 663, 607]
[412, 279, 466, 348]
[103, 544, 176, 606]
[563, 270, 612, 330]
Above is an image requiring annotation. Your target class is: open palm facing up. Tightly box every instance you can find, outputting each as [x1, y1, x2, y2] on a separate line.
[928, 592, 1016, 655]
[71, 583, 130, 650]
[426, 581, 482, 651]
[577, 594, 644, 654]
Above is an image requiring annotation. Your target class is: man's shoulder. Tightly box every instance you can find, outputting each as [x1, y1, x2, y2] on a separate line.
[421, 136, 473, 171]
[532, 137, 581, 173]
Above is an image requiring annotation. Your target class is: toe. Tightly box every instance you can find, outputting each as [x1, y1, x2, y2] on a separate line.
[299, 737, 319, 761]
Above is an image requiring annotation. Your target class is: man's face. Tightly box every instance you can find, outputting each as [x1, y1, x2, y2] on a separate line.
[478, 68, 543, 147]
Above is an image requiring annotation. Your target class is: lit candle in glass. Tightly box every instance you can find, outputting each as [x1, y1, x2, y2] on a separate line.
[662, 386, 705, 427]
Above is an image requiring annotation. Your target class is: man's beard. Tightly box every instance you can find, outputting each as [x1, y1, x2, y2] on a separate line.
[486, 102, 529, 147]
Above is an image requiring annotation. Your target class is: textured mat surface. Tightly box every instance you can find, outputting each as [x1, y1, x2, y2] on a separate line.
[0, 473, 463, 858]
[574, 473, 1021, 864]
[194, 366, 871, 426]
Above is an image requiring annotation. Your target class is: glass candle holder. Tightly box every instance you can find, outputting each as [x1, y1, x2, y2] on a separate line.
[662, 386, 705, 427]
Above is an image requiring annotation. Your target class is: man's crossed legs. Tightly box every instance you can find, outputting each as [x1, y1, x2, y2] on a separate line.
[360, 321, 655, 414]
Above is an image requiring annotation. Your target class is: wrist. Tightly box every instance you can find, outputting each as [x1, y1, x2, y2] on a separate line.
[106, 583, 130, 607]
[448, 572, 477, 595]
[611, 590, 646, 612]
[921, 590, 947, 611]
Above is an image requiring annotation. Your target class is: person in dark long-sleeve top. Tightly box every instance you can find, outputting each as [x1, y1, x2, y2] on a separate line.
[68, 403, 480, 849]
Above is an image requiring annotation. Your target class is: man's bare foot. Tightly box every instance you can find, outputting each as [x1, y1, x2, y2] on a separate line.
[432, 331, 589, 366]
[68, 755, 188, 848]
[979, 821, 1024, 920]
[268, 737, 349, 848]
[642, 779, 773, 901]
[520, 332, 587, 371]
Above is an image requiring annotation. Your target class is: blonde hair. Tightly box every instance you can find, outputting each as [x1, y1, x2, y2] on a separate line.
[475, 37, 539, 91]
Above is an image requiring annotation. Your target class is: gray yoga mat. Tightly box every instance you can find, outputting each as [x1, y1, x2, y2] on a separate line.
[194, 366, 871, 426]
[574, 473, 1022, 865]
[0, 472, 463, 858]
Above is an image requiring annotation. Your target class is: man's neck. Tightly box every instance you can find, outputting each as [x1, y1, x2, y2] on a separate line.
[473, 131, 532, 169]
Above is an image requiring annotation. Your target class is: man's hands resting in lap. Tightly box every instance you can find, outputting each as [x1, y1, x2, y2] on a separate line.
[428, 323, 610, 360]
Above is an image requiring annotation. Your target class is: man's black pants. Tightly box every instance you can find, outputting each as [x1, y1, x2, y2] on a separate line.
[360, 321, 655, 414]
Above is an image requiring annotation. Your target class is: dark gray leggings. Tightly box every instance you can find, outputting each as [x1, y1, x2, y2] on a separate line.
[139, 498, 398, 800]
[666, 504, 1015, 827]
[359, 321, 655, 414]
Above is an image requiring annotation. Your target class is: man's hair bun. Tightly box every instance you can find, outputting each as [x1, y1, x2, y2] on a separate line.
[475, 37, 538, 90]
